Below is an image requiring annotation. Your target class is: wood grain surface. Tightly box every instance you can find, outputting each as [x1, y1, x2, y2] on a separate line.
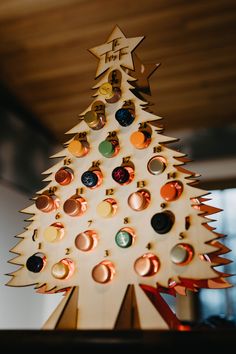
[0, 0, 235, 141]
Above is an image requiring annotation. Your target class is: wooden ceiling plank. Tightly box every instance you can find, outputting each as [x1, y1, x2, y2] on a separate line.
[0, 0, 84, 20]
[0, 0, 235, 139]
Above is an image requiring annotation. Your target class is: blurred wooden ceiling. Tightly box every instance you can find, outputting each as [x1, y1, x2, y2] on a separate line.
[0, 0, 235, 142]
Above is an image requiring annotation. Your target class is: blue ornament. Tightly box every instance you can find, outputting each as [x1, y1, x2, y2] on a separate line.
[26, 254, 44, 273]
[81, 171, 98, 188]
[115, 108, 134, 127]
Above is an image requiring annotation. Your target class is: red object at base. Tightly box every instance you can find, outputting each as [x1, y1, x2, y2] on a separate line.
[139, 284, 184, 330]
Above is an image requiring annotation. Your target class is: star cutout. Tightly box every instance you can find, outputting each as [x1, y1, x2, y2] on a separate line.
[89, 25, 144, 78]
[130, 54, 160, 95]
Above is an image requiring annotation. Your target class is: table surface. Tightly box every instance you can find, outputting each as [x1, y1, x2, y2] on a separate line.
[0, 329, 234, 353]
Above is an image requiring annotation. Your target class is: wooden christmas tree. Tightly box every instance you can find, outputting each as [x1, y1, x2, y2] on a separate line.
[7, 26, 231, 330]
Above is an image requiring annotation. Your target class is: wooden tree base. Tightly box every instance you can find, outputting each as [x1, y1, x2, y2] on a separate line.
[42, 287, 78, 329]
[41, 285, 183, 330]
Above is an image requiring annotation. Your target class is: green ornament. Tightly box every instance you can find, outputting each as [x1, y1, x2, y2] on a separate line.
[115, 230, 132, 248]
[98, 140, 114, 158]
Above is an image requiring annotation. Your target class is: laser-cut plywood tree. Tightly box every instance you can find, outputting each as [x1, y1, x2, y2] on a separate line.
[7, 26, 231, 330]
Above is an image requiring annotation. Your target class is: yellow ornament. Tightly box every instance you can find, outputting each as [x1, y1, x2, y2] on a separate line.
[98, 83, 113, 99]
[68, 140, 83, 157]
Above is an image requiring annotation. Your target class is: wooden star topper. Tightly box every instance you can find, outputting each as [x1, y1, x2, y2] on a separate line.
[89, 25, 144, 78]
[130, 54, 160, 95]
